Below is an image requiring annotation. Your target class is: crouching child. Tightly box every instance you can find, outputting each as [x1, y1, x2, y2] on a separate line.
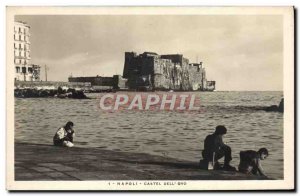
[53, 121, 75, 147]
[238, 148, 269, 177]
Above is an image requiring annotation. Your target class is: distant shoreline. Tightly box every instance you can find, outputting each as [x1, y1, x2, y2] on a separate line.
[14, 81, 283, 92]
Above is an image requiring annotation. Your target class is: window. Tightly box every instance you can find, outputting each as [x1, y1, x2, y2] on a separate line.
[28, 67, 33, 73]
[22, 67, 26, 73]
[16, 66, 20, 73]
[19, 27, 21, 33]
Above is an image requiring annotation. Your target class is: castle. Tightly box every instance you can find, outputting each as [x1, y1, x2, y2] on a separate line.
[123, 52, 215, 91]
[69, 51, 216, 91]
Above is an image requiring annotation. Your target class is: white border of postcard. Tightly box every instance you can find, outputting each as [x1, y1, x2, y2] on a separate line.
[6, 6, 294, 190]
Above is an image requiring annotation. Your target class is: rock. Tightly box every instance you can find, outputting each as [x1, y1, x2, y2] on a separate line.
[265, 105, 279, 112]
[38, 90, 49, 97]
[67, 88, 76, 93]
[57, 94, 67, 99]
[57, 86, 64, 94]
[71, 90, 88, 99]
[48, 89, 57, 97]
[264, 98, 284, 113]
[278, 98, 284, 113]
[14, 87, 89, 99]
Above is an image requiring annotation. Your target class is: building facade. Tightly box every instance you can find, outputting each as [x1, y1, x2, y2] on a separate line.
[123, 52, 216, 91]
[14, 21, 40, 81]
[68, 75, 128, 90]
[68, 76, 115, 86]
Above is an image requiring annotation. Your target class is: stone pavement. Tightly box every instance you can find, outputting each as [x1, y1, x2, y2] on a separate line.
[15, 142, 268, 181]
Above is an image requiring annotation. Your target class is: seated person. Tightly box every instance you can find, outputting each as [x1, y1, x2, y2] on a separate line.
[238, 148, 268, 177]
[201, 125, 236, 171]
[53, 121, 75, 147]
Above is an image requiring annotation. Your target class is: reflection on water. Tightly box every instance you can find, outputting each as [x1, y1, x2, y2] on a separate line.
[15, 91, 283, 179]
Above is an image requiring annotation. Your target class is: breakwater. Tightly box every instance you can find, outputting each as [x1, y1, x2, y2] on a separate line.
[14, 88, 88, 99]
[14, 81, 89, 99]
[15, 81, 90, 89]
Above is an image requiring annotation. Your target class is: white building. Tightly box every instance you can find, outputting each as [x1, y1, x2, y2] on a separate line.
[14, 21, 40, 81]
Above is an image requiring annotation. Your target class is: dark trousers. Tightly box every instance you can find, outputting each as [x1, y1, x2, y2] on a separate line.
[53, 136, 73, 146]
[53, 139, 63, 146]
[202, 145, 232, 165]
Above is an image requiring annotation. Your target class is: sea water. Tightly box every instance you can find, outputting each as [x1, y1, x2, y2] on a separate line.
[15, 91, 283, 179]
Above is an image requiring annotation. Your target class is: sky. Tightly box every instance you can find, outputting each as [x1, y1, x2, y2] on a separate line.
[15, 15, 283, 91]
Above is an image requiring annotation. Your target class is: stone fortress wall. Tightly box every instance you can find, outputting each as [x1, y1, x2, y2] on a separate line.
[123, 52, 215, 91]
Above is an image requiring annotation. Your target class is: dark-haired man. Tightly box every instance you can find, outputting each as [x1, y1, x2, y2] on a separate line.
[53, 121, 75, 147]
[238, 148, 269, 177]
[201, 125, 235, 171]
